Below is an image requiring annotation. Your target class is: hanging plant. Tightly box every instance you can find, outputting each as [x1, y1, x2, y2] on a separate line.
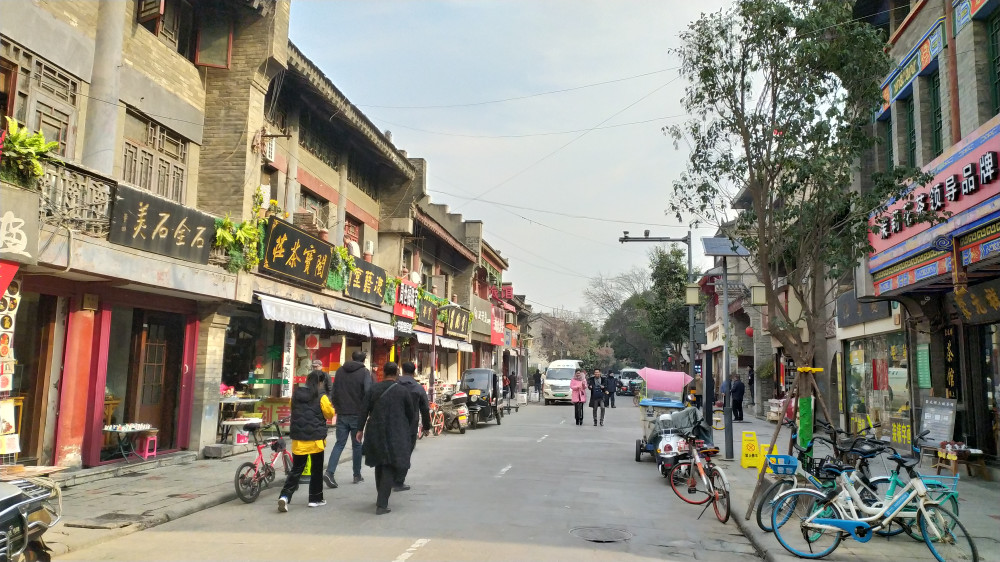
[212, 186, 268, 273]
[326, 269, 346, 291]
[0, 117, 60, 188]
[383, 277, 400, 306]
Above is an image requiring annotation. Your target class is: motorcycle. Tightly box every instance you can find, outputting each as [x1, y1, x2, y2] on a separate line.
[0, 477, 63, 561]
[440, 390, 470, 434]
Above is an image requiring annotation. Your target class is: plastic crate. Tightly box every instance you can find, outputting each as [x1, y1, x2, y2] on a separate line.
[765, 454, 798, 475]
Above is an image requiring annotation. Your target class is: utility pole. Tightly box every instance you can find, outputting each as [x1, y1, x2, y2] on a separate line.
[618, 229, 698, 420]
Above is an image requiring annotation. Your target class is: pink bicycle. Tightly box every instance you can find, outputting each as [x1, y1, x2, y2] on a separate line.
[234, 417, 292, 503]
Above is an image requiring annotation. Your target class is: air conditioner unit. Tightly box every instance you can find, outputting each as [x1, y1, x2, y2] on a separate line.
[363, 240, 375, 255]
[263, 137, 276, 162]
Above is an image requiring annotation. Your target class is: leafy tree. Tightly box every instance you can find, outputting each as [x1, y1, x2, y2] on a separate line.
[533, 313, 599, 362]
[666, 0, 926, 395]
[646, 246, 693, 367]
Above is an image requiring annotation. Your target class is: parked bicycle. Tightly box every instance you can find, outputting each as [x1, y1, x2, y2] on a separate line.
[668, 432, 731, 523]
[234, 417, 293, 503]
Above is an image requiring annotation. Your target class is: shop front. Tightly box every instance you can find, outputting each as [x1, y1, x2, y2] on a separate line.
[470, 295, 493, 369]
[867, 114, 1000, 458]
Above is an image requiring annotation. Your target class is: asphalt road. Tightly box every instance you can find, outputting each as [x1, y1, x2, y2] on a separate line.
[60, 400, 760, 561]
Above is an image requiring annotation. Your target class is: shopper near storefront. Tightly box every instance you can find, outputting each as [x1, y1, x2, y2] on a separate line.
[277, 371, 336, 512]
[731, 375, 745, 422]
[325, 351, 372, 489]
[394, 362, 431, 491]
[357, 362, 418, 515]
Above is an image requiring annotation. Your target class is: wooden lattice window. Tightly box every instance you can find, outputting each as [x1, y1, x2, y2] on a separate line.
[121, 110, 187, 202]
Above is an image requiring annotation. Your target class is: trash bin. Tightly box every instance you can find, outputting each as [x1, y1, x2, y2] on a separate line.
[517, 392, 528, 405]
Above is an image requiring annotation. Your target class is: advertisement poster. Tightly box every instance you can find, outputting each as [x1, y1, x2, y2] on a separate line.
[0, 400, 13, 435]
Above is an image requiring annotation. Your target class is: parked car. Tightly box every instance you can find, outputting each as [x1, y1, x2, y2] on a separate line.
[617, 369, 643, 396]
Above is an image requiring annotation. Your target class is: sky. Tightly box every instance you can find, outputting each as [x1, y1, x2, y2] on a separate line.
[289, 0, 730, 318]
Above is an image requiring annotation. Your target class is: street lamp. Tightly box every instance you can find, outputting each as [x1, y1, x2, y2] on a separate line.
[685, 283, 701, 306]
[750, 282, 767, 306]
[429, 302, 462, 404]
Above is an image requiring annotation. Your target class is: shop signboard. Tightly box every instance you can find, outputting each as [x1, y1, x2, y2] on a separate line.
[920, 397, 957, 444]
[836, 289, 891, 328]
[954, 0, 991, 35]
[416, 294, 437, 328]
[947, 275, 1000, 324]
[0, 184, 39, 265]
[261, 217, 332, 289]
[344, 259, 388, 307]
[471, 295, 492, 335]
[490, 305, 504, 345]
[0, 276, 20, 374]
[445, 307, 471, 338]
[394, 280, 419, 320]
[889, 414, 912, 452]
[916, 344, 932, 389]
[108, 183, 214, 264]
[943, 327, 960, 401]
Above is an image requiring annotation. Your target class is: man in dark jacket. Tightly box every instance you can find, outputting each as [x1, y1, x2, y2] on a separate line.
[588, 369, 609, 426]
[532, 369, 542, 394]
[357, 362, 417, 515]
[731, 375, 746, 422]
[394, 362, 431, 491]
[325, 351, 372, 489]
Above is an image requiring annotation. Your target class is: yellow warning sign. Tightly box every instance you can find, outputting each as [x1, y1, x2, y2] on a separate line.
[741, 431, 761, 469]
[758, 446, 776, 474]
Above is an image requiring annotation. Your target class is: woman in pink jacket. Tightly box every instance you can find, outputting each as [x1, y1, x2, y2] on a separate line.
[570, 370, 588, 426]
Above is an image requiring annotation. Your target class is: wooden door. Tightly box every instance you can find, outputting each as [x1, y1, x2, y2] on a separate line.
[129, 313, 183, 448]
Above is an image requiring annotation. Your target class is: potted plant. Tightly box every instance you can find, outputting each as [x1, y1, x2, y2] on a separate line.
[0, 117, 60, 188]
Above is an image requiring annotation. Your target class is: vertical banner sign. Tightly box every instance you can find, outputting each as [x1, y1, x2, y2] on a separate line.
[281, 324, 295, 398]
[490, 305, 504, 345]
[916, 344, 932, 389]
[943, 327, 960, 400]
[0, 276, 19, 391]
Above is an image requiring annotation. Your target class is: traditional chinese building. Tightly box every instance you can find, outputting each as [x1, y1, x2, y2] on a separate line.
[855, 0, 1000, 460]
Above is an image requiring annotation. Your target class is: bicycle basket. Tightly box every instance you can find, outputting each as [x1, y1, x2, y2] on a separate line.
[920, 475, 958, 492]
[270, 438, 287, 452]
[765, 454, 798, 475]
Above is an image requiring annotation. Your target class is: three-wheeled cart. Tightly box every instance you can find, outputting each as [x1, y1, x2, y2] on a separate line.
[634, 395, 686, 462]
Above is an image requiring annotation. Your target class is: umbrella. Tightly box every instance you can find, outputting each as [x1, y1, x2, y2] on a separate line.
[637, 368, 693, 393]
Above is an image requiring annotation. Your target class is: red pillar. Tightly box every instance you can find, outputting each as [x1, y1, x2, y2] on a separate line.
[175, 314, 199, 450]
[54, 300, 97, 468]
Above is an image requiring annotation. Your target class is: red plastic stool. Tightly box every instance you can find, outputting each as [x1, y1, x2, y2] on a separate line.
[137, 431, 158, 460]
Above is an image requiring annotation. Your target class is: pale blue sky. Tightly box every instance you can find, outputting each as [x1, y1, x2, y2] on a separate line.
[289, 0, 728, 317]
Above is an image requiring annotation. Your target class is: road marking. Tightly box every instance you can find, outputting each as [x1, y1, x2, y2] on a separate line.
[394, 539, 430, 561]
[537, 434, 548, 443]
[559, 419, 566, 424]
[496, 464, 513, 478]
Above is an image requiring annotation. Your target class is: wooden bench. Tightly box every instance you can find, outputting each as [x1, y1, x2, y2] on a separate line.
[933, 450, 992, 481]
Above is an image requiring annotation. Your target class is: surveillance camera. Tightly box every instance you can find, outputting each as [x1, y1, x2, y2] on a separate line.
[623, 231, 629, 237]
[644, 230, 650, 237]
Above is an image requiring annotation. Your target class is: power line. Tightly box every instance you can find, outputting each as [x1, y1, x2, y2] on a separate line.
[356, 67, 680, 109]
[370, 113, 690, 139]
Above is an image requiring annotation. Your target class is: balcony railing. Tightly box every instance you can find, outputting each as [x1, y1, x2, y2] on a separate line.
[39, 160, 115, 236]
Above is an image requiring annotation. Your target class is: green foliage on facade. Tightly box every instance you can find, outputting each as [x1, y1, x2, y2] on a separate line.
[0, 117, 60, 187]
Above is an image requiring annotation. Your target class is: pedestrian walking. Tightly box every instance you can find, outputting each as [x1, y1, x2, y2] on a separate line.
[277, 370, 336, 512]
[570, 369, 587, 425]
[607, 373, 616, 408]
[394, 362, 431, 491]
[532, 369, 542, 394]
[731, 375, 746, 422]
[325, 350, 372, 489]
[356, 362, 418, 515]
[502, 372, 511, 400]
[588, 368, 608, 426]
[747, 366, 755, 405]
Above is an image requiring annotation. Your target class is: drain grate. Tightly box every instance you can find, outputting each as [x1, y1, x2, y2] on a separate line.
[570, 526, 633, 543]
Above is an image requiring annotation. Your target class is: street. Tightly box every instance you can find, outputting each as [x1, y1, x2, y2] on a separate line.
[58, 402, 759, 561]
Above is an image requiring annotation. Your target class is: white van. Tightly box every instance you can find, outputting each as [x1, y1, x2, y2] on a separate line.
[543, 359, 582, 405]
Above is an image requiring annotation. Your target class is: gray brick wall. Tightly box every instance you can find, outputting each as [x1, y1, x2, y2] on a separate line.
[955, 20, 995, 139]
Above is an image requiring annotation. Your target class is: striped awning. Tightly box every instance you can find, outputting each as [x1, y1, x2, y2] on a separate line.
[257, 294, 326, 329]
[324, 310, 370, 337]
[458, 342, 474, 352]
[439, 338, 459, 350]
[415, 332, 433, 345]
[369, 321, 395, 341]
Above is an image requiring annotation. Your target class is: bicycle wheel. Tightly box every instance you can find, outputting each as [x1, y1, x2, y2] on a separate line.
[770, 489, 843, 559]
[866, 477, 907, 537]
[757, 477, 795, 532]
[918, 504, 978, 562]
[712, 408, 725, 430]
[262, 462, 276, 486]
[234, 462, 262, 503]
[633, 394, 640, 406]
[710, 466, 730, 523]
[668, 461, 711, 505]
[433, 411, 445, 436]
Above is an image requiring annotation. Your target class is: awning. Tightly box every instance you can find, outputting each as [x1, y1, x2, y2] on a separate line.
[324, 310, 371, 337]
[257, 294, 326, 329]
[415, 332, 433, 345]
[506, 348, 519, 356]
[439, 338, 459, 350]
[458, 342, 474, 352]
[369, 321, 395, 341]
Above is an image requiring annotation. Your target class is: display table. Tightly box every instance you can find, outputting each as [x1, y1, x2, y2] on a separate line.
[220, 419, 263, 444]
[102, 428, 152, 463]
[217, 397, 260, 441]
[933, 449, 992, 481]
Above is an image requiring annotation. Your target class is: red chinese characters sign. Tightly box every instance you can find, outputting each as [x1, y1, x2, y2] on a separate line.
[488, 285, 513, 301]
[490, 305, 504, 345]
[394, 279, 419, 320]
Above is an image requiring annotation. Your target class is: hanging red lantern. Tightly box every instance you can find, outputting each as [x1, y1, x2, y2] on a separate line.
[745, 327, 754, 337]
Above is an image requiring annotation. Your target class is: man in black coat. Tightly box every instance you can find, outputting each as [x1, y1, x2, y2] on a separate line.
[357, 362, 417, 515]
[325, 351, 372, 489]
[394, 362, 431, 491]
[588, 369, 609, 426]
[731, 375, 746, 422]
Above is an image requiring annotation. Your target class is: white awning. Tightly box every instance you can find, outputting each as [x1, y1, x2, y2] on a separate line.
[257, 294, 326, 329]
[458, 342, 474, 352]
[507, 348, 519, 356]
[324, 310, 371, 337]
[369, 321, 395, 341]
[415, 332, 433, 345]
[439, 338, 459, 350]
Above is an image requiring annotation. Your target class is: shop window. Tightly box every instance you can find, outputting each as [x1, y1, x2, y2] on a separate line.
[345, 216, 361, 244]
[137, 0, 231, 68]
[0, 38, 79, 157]
[121, 110, 187, 203]
[845, 332, 910, 437]
[421, 262, 432, 292]
[903, 97, 916, 167]
[928, 70, 943, 157]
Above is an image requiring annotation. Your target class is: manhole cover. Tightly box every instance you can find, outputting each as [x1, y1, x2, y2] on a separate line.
[570, 526, 633, 543]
